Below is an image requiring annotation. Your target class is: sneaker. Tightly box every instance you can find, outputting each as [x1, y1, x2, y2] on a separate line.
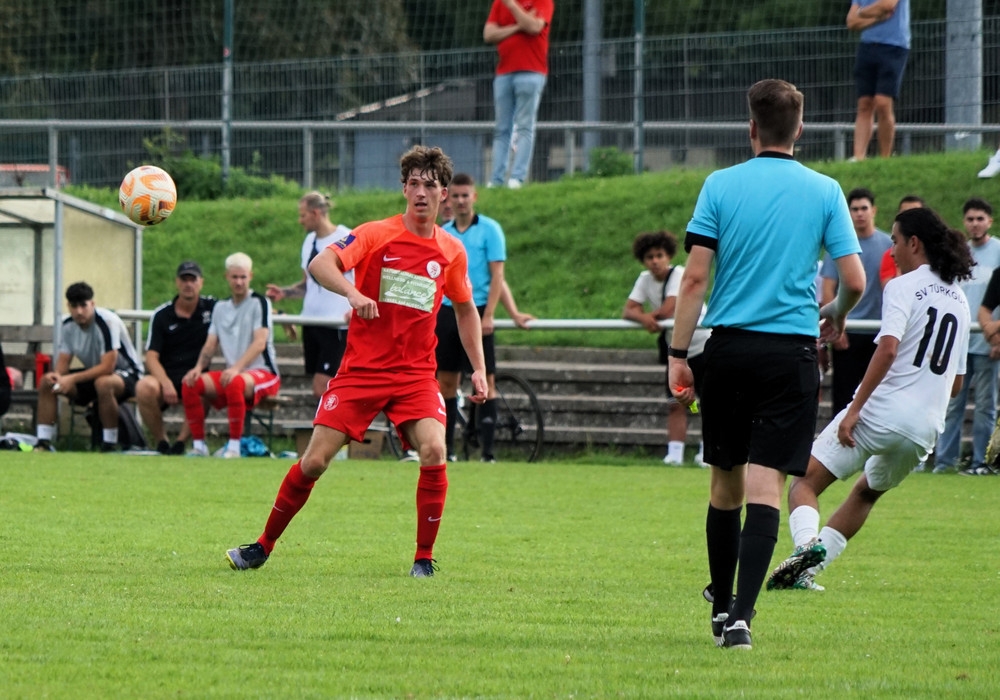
[156, 440, 172, 455]
[187, 445, 209, 457]
[34, 440, 56, 452]
[711, 612, 729, 647]
[169, 440, 187, 455]
[662, 454, 682, 465]
[931, 464, 954, 474]
[701, 584, 757, 619]
[221, 449, 242, 459]
[100, 442, 119, 453]
[400, 450, 419, 463]
[226, 542, 269, 570]
[447, 453, 458, 463]
[978, 150, 1000, 178]
[506, 178, 523, 190]
[766, 538, 827, 591]
[960, 465, 998, 476]
[722, 620, 752, 650]
[792, 572, 825, 591]
[480, 455, 497, 463]
[694, 452, 708, 468]
[410, 558, 438, 578]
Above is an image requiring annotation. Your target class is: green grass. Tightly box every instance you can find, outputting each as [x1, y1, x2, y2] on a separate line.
[2, 452, 998, 698]
[69, 148, 1000, 349]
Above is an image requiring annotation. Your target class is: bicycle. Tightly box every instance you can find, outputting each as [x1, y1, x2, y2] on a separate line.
[373, 371, 545, 463]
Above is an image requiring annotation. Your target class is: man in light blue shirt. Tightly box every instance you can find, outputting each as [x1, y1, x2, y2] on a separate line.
[847, 0, 911, 159]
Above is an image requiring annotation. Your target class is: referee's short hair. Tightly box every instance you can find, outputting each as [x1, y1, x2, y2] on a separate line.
[747, 79, 803, 148]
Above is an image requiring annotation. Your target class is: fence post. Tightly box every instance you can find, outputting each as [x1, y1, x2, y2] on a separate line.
[303, 127, 314, 190]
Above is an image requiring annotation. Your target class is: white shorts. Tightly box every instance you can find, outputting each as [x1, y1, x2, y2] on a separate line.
[811, 408, 929, 491]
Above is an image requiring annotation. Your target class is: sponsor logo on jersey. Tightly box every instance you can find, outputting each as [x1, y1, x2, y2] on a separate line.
[379, 268, 437, 312]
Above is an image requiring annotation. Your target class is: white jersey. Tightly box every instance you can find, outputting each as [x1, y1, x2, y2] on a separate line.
[302, 226, 354, 320]
[208, 291, 279, 376]
[628, 265, 710, 356]
[861, 264, 970, 449]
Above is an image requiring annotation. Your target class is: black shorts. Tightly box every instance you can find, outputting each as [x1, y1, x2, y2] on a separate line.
[70, 366, 141, 406]
[854, 42, 909, 100]
[303, 325, 347, 377]
[699, 328, 819, 476]
[435, 304, 497, 375]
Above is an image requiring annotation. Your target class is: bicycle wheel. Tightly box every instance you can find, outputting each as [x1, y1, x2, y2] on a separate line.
[492, 372, 544, 462]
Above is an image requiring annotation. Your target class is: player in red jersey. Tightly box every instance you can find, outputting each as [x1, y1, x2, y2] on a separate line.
[225, 145, 488, 577]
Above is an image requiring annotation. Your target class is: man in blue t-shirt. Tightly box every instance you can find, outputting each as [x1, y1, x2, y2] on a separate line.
[435, 173, 533, 462]
[669, 79, 865, 650]
[847, 0, 910, 159]
[820, 188, 893, 416]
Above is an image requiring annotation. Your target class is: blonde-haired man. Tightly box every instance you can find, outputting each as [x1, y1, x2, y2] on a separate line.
[182, 252, 280, 458]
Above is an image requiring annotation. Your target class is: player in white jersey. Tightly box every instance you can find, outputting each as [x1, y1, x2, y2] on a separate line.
[768, 206, 974, 591]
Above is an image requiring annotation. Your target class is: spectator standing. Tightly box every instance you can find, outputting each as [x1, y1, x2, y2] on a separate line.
[933, 198, 1000, 474]
[266, 192, 354, 400]
[224, 146, 488, 578]
[35, 282, 144, 452]
[768, 207, 972, 590]
[821, 188, 893, 416]
[669, 79, 864, 650]
[437, 173, 533, 462]
[483, 0, 555, 189]
[182, 253, 280, 459]
[847, 0, 911, 160]
[135, 261, 216, 455]
[623, 230, 710, 466]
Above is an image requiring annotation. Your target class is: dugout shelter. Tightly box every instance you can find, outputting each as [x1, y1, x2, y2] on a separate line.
[0, 188, 142, 365]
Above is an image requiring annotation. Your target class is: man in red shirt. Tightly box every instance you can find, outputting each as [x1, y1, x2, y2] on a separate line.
[484, 0, 555, 189]
[226, 145, 488, 577]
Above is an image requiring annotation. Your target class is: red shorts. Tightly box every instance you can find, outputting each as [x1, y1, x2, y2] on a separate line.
[204, 369, 281, 410]
[313, 371, 444, 443]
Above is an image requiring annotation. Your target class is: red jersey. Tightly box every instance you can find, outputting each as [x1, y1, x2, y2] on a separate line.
[488, 0, 554, 76]
[332, 214, 472, 374]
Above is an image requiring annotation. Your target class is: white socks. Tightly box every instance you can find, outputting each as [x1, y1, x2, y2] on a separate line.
[103, 428, 118, 444]
[789, 505, 820, 546]
[815, 526, 847, 573]
[37, 424, 55, 441]
[667, 441, 685, 463]
[227, 439, 241, 453]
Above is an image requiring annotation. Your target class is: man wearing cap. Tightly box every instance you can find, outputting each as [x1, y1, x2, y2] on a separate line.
[136, 261, 217, 454]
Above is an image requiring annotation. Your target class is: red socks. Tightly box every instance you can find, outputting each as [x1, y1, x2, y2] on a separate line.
[226, 374, 247, 440]
[415, 464, 448, 561]
[258, 461, 318, 554]
[181, 375, 206, 440]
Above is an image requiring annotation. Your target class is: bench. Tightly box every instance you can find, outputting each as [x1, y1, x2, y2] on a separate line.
[2, 324, 53, 429]
[244, 394, 293, 450]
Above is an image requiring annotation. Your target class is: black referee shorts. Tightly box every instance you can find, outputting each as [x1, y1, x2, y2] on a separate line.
[435, 304, 497, 375]
[700, 328, 819, 476]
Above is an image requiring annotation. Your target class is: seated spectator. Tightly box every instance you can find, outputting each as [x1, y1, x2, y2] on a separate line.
[34, 282, 144, 452]
[0, 342, 11, 418]
[182, 252, 280, 458]
[136, 261, 216, 455]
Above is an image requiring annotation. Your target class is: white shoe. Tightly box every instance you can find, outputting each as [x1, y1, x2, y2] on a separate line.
[695, 452, 708, 468]
[979, 151, 1000, 178]
[186, 445, 209, 457]
[662, 454, 682, 465]
[400, 449, 419, 463]
[221, 449, 241, 459]
[506, 178, 522, 190]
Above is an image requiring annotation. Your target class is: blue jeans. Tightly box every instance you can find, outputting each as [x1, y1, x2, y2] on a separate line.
[491, 71, 547, 186]
[935, 353, 999, 469]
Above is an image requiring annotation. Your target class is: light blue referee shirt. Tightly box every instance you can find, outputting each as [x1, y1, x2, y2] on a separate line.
[442, 213, 507, 307]
[686, 153, 861, 337]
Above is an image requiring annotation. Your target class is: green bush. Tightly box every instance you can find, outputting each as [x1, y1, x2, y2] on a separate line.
[585, 146, 635, 178]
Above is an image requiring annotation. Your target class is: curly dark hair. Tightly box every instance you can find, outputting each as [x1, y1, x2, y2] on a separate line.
[631, 230, 678, 262]
[399, 145, 453, 188]
[894, 208, 974, 285]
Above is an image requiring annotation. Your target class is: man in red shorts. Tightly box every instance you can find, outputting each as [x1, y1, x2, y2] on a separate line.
[181, 252, 281, 458]
[226, 145, 487, 577]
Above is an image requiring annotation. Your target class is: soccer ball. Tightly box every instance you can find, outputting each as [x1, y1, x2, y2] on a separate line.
[118, 165, 177, 225]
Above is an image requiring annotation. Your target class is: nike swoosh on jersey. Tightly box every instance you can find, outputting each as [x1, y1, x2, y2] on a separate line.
[383, 255, 402, 262]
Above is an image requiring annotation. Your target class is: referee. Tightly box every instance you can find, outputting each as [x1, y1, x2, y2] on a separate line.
[668, 79, 866, 650]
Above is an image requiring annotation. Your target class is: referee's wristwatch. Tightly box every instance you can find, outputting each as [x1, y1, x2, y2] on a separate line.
[667, 346, 689, 359]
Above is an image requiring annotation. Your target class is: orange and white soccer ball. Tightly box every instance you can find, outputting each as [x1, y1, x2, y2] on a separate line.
[118, 165, 177, 225]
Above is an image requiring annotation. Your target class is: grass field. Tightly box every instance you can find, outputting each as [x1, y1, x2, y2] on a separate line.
[2, 452, 998, 698]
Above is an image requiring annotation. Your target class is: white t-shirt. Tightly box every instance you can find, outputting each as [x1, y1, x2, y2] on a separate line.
[862, 264, 970, 448]
[208, 291, 279, 376]
[59, 307, 143, 375]
[628, 266, 710, 356]
[302, 225, 354, 320]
